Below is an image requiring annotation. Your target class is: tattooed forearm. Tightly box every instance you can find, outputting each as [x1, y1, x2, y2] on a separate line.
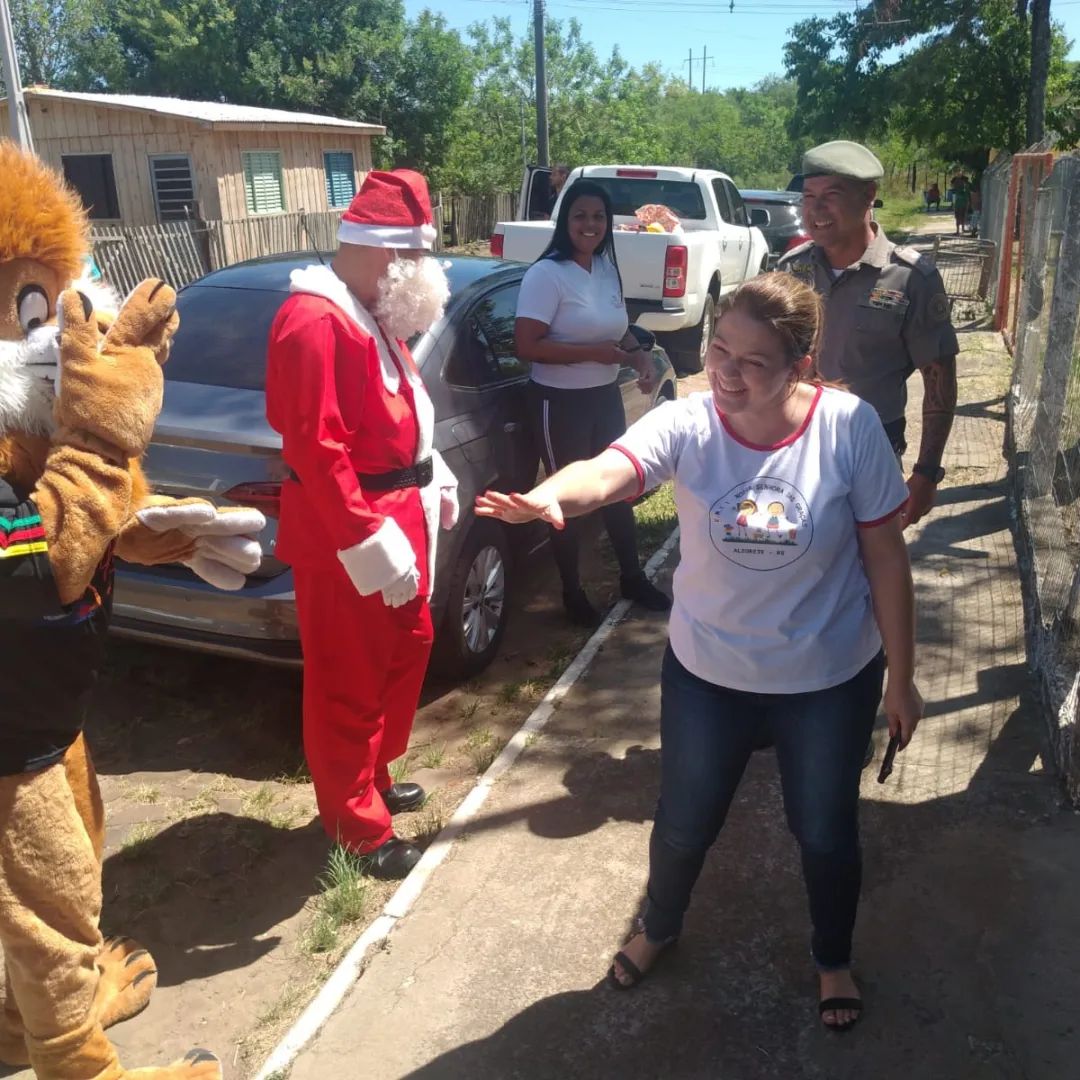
[918, 355, 958, 466]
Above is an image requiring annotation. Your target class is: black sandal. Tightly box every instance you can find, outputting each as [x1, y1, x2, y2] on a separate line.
[607, 927, 676, 991]
[819, 996, 863, 1033]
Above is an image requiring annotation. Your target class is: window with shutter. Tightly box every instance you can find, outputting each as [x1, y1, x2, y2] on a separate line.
[149, 155, 197, 221]
[324, 151, 356, 209]
[242, 151, 285, 215]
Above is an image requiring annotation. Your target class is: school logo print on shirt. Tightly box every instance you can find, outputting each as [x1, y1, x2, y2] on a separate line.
[709, 476, 814, 571]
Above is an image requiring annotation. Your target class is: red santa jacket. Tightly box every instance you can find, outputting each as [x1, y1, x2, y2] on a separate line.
[265, 265, 451, 599]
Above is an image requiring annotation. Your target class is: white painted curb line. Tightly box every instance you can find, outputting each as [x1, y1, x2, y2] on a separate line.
[254, 525, 680, 1080]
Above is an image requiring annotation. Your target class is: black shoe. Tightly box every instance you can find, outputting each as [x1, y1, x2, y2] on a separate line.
[620, 572, 672, 612]
[382, 782, 426, 815]
[368, 837, 422, 880]
[563, 588, 603, 628]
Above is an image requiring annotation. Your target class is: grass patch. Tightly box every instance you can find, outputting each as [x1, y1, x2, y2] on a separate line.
[120, 822, 159, 861]
[464, 726, 499, 774]
[633, 482, 677, 553]
[255, 984, 307, 1029]
[409, 795, 448, 845]
[276, 761, 312, 785]
[389, 755, 412, 783]
[301, 844, 373, 956]
[874, 196, 926, 239]
[458, 697, 480, 723]
[419, 742, 447, 769]
[241, 784, 277, 818]
[126, 783, 160, 805]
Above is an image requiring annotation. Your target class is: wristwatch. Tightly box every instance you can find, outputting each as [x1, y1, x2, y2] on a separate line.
[912, 462, 945, 484]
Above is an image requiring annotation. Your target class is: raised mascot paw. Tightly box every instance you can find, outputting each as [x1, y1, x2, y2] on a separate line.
[133, 496, 266, 590]
[54, 278, 177, 460]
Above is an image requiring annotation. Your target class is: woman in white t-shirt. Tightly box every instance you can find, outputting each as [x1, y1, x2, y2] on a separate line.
[479, 273, 922, 1032]
[515, 179, 671, 627]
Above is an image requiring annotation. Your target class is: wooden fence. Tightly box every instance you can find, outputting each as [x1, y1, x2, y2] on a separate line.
[89, 193, 507, 295]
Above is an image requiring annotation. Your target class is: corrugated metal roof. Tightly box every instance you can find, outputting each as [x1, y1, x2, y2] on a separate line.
[19, 87, 385, 134]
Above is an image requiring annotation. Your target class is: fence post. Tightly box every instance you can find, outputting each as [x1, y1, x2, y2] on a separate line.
[1029, 158, 1080, 496]
[993, 158, 1021, 331]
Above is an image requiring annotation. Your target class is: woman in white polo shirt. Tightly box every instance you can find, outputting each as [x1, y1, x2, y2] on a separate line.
[515, 179, 671, 626]
[479, 273, 922, 1032]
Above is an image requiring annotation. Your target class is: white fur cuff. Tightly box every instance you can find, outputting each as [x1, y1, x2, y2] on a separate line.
[338, 518, 417, 596]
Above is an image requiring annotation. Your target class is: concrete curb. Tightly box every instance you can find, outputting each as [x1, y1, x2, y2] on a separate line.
[254, 526, 681, 1080]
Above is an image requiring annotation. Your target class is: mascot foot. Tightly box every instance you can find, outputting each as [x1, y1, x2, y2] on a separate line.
[97, 936, 159, 1028]
[28, 1020, 222, 1080]
[0, 937, 158, 1067]
[126, 1047, 223, 1080]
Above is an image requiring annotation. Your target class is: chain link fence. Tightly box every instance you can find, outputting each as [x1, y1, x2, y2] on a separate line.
[995, 147, 1080, 802]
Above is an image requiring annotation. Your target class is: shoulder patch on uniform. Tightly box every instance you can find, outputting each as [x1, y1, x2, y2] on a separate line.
[928, 292, 952, 322]
[893, 245, 936, 276]
[778, 240, 814, 265]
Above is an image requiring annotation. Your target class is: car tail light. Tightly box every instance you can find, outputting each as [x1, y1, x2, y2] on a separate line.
[663, 245, 688, 298]
[616, 169, 658, 178]
[223, 482, 282, 519]
[490, 231, 504, 258]
[785, 233, 811, 252]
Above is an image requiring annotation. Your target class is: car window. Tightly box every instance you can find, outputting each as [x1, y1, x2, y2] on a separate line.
[446, 285, 529, 388]
[724, 181, 749, 227]
[586, 178, 707, 220]
[164, 285, 284, 391]
[712, 179, 733, 224]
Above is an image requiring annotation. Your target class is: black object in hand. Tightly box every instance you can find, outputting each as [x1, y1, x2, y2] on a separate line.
[877, 733, 901, 784]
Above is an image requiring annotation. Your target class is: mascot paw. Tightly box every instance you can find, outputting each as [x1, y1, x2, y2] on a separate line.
[126, 1046, 223, 1079]
[96, 935, 158, 1029]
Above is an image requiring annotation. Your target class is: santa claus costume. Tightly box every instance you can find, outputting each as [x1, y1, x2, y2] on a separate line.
[266, 170, 457, 878]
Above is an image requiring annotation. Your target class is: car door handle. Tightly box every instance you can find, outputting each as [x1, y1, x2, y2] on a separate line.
[504, 422, 521, 433]
[722, 239, 728, 250]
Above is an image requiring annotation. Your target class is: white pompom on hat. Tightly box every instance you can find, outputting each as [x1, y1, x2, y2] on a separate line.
[337, 169, 437, 250]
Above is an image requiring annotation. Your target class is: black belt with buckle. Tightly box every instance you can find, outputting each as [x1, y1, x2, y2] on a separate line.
[287, 456, 433, 491]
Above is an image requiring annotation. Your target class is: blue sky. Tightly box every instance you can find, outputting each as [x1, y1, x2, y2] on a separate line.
[406, 0, 1080, 93]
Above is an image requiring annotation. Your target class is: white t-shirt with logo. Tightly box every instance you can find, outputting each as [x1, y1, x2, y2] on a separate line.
[612, 386, 909, 694]
[515, 254, 628, 389]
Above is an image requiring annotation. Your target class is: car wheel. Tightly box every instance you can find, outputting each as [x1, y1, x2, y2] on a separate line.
[432, 519, 511, 678]
[665, 293, 715, 376]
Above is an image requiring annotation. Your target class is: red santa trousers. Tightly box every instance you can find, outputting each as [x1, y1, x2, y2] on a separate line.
[293, 559, 434, 853]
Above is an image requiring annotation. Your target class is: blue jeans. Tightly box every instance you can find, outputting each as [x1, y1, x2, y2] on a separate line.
[645, 645, 885, 970]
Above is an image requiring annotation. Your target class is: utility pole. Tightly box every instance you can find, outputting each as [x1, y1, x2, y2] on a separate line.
[1027, 0, 1051, 145]
[0, 0, 33, 150]
[533, 0, 549, 167]
[685, 48, 693, 90]
[702, 45, 708, 93]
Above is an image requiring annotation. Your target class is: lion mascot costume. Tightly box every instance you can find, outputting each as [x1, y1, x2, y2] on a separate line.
[0, 142, 264, 1078]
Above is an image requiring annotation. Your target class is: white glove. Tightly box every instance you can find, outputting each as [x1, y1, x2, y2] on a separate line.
[135, 501, 266, 591]
[381, 564, 421, 608]
[433, 450, 459, 531]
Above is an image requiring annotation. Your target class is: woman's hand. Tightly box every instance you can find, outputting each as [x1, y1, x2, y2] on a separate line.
[475, 490, 566, 529]
[636, 359, 659, 395]
[883, 677, 924, 749]
[599, 343, 634, 366]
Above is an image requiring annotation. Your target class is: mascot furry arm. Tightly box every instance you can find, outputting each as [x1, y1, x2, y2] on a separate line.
[0, 144, 225, 1079]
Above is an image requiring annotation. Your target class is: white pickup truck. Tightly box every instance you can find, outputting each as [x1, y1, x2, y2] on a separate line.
[490, 164, 771, 374]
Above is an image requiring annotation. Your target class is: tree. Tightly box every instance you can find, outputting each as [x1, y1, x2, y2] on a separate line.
[2, 0, 123, 91]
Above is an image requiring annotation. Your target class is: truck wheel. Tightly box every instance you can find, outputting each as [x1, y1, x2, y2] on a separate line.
[665, 293, 715, 376]
[431, 519, 511, 678]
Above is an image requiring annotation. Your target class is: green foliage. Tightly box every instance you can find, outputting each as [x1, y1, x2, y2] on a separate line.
[784, 0, 1076, 164]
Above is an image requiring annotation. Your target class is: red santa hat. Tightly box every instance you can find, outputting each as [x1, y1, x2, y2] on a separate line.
[337, 169, 437, 250]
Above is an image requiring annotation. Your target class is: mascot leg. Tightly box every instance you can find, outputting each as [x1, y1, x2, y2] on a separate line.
[0, 766, 220, 1080]
[0, 738, 157, 1068]
[64, 736, 160, 1029]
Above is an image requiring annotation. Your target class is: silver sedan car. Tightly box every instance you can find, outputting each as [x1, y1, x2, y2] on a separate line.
[112, 253, 678, 676]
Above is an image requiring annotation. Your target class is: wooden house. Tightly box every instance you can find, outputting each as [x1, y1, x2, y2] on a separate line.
[0, 88, 385, 227]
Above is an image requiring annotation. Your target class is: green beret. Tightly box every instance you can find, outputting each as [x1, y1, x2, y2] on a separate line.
[801, 140, 884, 181]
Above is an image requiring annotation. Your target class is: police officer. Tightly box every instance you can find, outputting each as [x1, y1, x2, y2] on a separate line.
[779, 140, 958, 528]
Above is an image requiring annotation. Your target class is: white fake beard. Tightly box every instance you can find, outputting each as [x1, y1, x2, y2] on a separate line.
[372, 256, 450, 342]
[0, 325, 61, 438]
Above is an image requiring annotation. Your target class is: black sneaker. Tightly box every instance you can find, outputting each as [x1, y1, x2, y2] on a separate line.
[620, 572, 672, 612]
[563, 588, 603, 628]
